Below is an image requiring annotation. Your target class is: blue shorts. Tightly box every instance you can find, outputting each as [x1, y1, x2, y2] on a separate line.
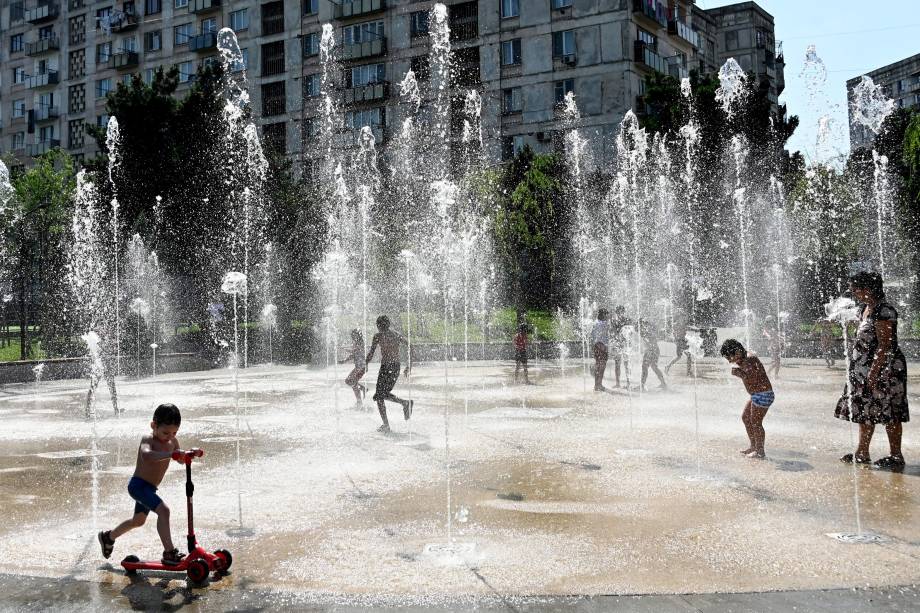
[751, 391, 775, 409]
[128, 476, 163, 515]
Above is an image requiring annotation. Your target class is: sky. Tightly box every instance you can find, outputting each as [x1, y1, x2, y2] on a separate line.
[697, 0, 920, 161]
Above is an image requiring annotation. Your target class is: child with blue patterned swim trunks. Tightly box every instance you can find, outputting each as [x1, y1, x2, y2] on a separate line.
[97, 403, 193, 565]
[721, 339, 774, 459]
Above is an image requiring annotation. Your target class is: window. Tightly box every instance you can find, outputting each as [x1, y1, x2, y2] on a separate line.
[121, 36, 137, 52]
[230, 8, 248, 32]
[12, 99, 26, 118]
[178, 60, 194, 82]
[39, 125, 56, 143]
[174, 23, 192, 45]
[637, 27, 655, 48]
[349, 63, 384, 87]
[410, 55, 430, 81]
[96, 42, 112, 63]
[261, 80, 285, 116]
[13, 67, 26, 85]
[302, 32, 319, 57]
[97, 114, 110, 129]
[552, 30, 575, 57]
[144, 67, 157, 83]
[96, 77, 113, 97]
[551, 0, 572, 8]
[501, 39, 521, 66]
[501, 135, 525, 161]
[725, 30, 738, 51]
[13, 133, 26, 150]
[343, 21, 384, 45]
[10, 33, 23, 53]
[501, 0, 518, 18]
[345, 107, 384, 130]
[502, 87, 521, 113]
[554, 79, 574, 104]
[96, 7, 112, 29]
[449, 1, 478, 41]
[175, 0, 188, 8]
[145, 0, 161, 14]
[231, 48, 249, 72]
[201, 17, 217, 33]
[38, 25, 54, 39]
[121, 73, 133, 86]
[303, 73, 320, 97]
[410, 11, 429, 37]
[302, 0, 317, 15]
[261, 1, 285, 36]
[262, 122, 286, 155]
[144, 30, 161, 51]
[261, 41, 285, 76]
[68, 119, 85, 149]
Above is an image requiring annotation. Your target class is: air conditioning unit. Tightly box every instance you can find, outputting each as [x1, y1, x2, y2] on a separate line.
[563, 54, 577, 66]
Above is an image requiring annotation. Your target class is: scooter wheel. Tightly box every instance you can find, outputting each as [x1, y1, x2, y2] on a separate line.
[122, 555, 139, 576]
[214, 549, 233, 572]
[187, 559, 210, 584]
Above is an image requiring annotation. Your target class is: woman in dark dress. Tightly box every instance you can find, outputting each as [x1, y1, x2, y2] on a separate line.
[835, 272, 909, 469]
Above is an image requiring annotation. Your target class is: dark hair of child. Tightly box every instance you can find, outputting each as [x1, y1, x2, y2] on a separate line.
[153, 403, 181, 426]
[597, 308, 609, 320]
[376, 315, 390, 330]
[848, 271, 885, 300]
[351, 328, 363, 341]
[720, 339, 746, 360]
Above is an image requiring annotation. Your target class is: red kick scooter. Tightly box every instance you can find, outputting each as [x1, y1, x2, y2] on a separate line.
[121, 448, 232, 584]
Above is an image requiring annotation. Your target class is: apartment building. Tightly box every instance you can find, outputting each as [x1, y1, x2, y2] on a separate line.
[847, 52, 920, 150]
[0, 0, 782, 169]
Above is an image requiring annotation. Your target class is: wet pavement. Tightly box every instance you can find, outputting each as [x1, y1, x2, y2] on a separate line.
[0, 356, 918, 610]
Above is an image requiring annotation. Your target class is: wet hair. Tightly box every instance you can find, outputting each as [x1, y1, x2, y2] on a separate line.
[597, 308, 610, 320]
[517, 322, 528, 333]
[376, 315, 390, 330]
[615, 305, 625, 314]
[153, 403, 181, 427]
[720, 339, 746, 359]
[849, 271, 884, 301]
[351, 328, 363, 342]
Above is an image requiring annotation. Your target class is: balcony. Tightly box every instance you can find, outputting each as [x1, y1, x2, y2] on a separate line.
[344, 81, 389, 105]
[334, 0, 384, 19]
[634, 41, 666, 74]
[34, 105, 60, 122]
[190, 0, 221, 13]
[632, 0, 666, 28]
[108, 11, 138, 32]
[668, 19, 699, 48]
[189, 32, 218, 52]
[27, 70, 60, 89]
[25, 3, 59, 24]
[28, 139, 61, 156]
[341, 37, 386, 61]
[109, 50, 139, 69]
[668, 58, 688, 81]
[25, 35, 60, 55]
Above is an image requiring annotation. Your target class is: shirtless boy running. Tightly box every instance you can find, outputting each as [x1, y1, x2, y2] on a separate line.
[365, 315, 414, 433]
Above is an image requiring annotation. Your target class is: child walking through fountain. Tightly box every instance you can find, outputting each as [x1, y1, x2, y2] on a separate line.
[340, 329, 367, 409]
[590, 309, 610, 391]
[365, 315, 413, 433]
[610, 305, 630, 388]
[721, 339, 774, 459]
[513, 323, 531, 384]
[666, 321, 692, 377]
[639, 318, 668, 391]
[97, 403, 193, 564]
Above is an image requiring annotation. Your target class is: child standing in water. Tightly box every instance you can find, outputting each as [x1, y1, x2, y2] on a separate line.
[639, 318, 668, 391]
[365, 315, 413, 433]
[610, 305, 630, 388]
[590, 309, 610, 391]
[762, 315, 783, 378]
[721, 339, 774, 459]
[513, 323, 531, 384]
[341, 329, 367, 409]
[811, 318, 836, 368]
[665, 321, 691, 376]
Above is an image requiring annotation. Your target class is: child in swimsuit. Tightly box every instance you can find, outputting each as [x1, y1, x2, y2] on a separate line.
[721, 339, 774, 459]
[341, 329, 367, 409]
[513, 323, 531, 384]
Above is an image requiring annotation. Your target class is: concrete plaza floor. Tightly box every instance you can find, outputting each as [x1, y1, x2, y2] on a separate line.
[0, 352, 918, 610]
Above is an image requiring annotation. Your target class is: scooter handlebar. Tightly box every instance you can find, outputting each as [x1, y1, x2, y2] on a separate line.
[171, 448, 205, 463]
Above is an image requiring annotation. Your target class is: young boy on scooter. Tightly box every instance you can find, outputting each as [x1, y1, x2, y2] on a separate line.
[98, 403, 193, 565]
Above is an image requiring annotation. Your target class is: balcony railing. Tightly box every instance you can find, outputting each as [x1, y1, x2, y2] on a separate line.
[28, 139, 61, 156]
[668, 61, 688, 81]
[341, 37, 386, 61]
[109, 50, 139, 69]
[25, 3, 59, 23]
[634, 41, 666, 74]
[189, 32, 217, 52]
[334, 0, 384, 19]
[25, 35, 60, 55]
[34, 105, 60, 121]
[27, 70, 59, 88]
[668, 19, 699, 48]
[108, 11, 138, 32]
[190, 0, 221, 12]
[344, 81, 389, 105]
[632, 0, 666, 28]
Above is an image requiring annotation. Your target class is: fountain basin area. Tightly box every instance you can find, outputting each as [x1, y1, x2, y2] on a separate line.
[0, 356, 918, 610]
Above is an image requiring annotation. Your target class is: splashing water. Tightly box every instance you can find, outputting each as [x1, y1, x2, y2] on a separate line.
[850, 76, 895, 135]
[716, 58, 748, 115]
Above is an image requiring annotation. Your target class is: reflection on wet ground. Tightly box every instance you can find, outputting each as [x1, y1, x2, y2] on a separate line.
[0, 358, 918, 608]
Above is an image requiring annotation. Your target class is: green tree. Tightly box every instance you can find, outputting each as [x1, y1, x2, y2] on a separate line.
[901, 111, 920, 304]
[3, 150, 77, 358]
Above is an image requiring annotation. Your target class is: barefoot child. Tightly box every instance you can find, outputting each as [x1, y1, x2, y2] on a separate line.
[98, 403, 191, 564]
[513, 323, 531, 384]
[590, 309, 610, 391]
[341, 329, 367, 409]
[721, 339, 774, 459]
[365, 315, 413, 433]
[639, 318, 668, 391]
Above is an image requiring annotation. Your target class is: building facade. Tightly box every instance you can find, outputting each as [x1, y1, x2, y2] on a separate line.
[847, 52, 920, 150]
[0, 0, 782, 169]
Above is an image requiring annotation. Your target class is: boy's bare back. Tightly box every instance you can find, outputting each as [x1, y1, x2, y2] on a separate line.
[134, 434, 179, 487]
[369, 330, 405, 364]
[732, 355, 772, 394]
